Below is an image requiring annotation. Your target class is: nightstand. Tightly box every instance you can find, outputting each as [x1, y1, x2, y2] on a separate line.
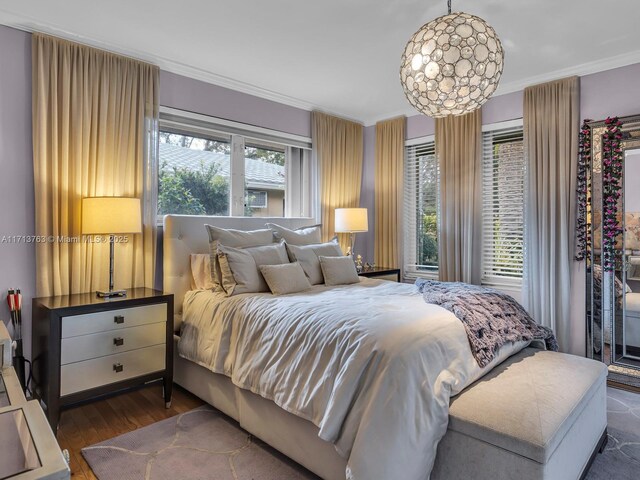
[32, 288, 173, 432]
[358, 267, 401, 282]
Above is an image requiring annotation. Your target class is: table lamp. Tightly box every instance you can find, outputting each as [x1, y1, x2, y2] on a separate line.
[335, 208, 368, 257]
[82, 197, 142, 298]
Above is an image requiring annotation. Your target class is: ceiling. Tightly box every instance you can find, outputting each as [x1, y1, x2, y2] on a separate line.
[1, 0, 639, 125]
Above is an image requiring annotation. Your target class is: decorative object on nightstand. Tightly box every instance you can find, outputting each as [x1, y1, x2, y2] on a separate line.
[335, 208, 368, 257]
[81, 196, 142, 298]
[0, 322, 70, 480]
[31, 288, 173, 432]
[358, 266, 401, 283]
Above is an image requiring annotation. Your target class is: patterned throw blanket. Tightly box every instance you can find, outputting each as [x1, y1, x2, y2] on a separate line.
[416, 279, 558, 367]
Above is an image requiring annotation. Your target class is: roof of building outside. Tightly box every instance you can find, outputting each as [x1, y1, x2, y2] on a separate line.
[159, 142, 285, 190]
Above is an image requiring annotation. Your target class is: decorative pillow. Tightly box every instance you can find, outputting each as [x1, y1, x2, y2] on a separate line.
[259, 262, 312, 295]
[266, 223, 322, 246]
[319, 255, 360, 286]
[285, 239, 343, 285]
[189, 254, 214, 290]
[217, 242, 289, 296]
[205, 225, 274, 291]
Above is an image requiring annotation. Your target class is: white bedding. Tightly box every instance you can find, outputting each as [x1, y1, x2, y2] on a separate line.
[178, 278, 528, 480]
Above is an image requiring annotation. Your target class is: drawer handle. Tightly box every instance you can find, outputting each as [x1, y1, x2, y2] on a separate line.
[114, 315, 125, 324]
[113, 337, 124, 347]
[113, 363, 124, 373]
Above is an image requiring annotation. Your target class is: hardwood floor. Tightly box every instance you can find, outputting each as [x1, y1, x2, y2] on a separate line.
[55, 384, 205, 480]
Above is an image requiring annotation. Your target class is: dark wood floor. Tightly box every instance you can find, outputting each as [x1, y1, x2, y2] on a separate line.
[56, 384, 205, 480]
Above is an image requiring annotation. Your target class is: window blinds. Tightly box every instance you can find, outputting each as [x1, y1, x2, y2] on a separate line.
[481, 124, 525, 285]
[403, 138, 439, 280]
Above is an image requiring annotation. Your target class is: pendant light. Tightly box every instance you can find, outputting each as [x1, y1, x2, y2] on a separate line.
[400, 0, 504, 118]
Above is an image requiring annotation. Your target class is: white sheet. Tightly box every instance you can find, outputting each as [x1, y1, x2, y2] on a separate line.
[178, 278, 528, 480]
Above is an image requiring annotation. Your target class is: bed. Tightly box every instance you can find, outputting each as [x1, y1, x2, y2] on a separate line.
[163, 215, 608, 480]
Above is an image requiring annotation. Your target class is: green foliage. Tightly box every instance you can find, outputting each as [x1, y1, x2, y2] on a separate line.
[420, 212, 438, 265]
[245, 146, 285, 166]
[158, 161, 229, 216]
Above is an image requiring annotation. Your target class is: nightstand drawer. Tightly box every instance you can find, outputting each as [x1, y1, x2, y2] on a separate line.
[61, 322, 166, 365]
[61, 303, 166, 338]
[60, 344, 166, 396]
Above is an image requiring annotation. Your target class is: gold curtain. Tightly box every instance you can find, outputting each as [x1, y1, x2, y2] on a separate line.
[32, 34, 159, 297]
[312, 111, 364, 252]
[435, 108, 482, 283]
[523, 76, 580, 350]
[374, 116, 405, 268]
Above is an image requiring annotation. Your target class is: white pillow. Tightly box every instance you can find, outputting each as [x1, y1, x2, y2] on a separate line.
[319, 256, 360, 286]
[205, 225, 274, 291]
[217, 242, 289, 296]
[189, 254, 214, 290]
[285, 239, 343, 285]
[259, 262, 312, 295]
[266, 223, 322, 245]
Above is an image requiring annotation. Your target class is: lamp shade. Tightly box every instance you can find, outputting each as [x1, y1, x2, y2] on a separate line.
[82, 197, 142, 234]
[335, 208, 368, 233]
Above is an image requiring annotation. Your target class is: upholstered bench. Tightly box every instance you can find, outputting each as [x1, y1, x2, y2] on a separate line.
[431, 347, 608, 480]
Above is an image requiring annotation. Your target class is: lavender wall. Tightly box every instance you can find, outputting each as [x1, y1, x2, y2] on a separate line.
[357, 125, 375, 262]
[160, 71, 311, 138]
[0, 26, 34, 358]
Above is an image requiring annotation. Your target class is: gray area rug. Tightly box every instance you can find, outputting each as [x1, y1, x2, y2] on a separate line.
[82, 406, 318, 480]
[586, 386, 640, 480]
[83, 387, 640, 480]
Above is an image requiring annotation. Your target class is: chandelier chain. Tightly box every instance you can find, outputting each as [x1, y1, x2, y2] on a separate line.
[447, 0, 451, 14]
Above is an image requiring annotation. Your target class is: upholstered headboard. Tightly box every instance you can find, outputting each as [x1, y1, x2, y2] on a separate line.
[163, 215, 317, 330]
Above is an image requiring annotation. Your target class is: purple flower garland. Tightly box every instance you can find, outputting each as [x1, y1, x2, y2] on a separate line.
[601, 117, 624, 271]
[575, 119, 591, 261]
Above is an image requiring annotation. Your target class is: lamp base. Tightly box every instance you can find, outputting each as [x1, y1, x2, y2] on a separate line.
[96, 289, 127, 298]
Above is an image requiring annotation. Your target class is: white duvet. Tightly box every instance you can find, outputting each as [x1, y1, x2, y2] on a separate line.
[178, 278, 527, 480]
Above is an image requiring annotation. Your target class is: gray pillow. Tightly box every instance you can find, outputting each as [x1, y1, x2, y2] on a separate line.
[266, 223, 322, 245]
[286, 239, 343, 285]
[205, 225, 274, 291]
[217, 242, 289, 296]
[259, 262, 312, 295]
[319, 256, 360, 286]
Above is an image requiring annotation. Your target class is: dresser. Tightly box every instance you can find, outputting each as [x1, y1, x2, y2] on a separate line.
[32, 288, 173, 432]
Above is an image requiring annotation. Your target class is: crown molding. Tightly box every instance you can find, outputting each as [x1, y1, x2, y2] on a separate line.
[0, 8, 361, 124]
[363, 49, 640, 125]
[3, 7, 640, 128]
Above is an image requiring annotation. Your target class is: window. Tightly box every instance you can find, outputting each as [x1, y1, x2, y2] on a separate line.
[246, 190, 268, 209]
[404, 137, 439, 279]
[158, 107, 313, 219]
[481, 121, 525, 285]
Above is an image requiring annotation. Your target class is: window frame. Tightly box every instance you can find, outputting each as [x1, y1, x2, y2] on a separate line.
[157, 106, 316, 221]
[403, 135, 439, 281]
[480, 119, 525, 288]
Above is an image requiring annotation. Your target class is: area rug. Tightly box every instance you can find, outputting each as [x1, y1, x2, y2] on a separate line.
[83, 387, 640, 480]
[81, 406, 318, 480]
[586, 386, 640, 480]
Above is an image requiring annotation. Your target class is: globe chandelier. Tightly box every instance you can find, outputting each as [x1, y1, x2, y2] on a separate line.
[400, 0, 504, 118]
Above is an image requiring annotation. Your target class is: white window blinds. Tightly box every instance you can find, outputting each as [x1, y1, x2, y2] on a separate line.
[403, 137, 439, 280]
[481, 123, 525, 285]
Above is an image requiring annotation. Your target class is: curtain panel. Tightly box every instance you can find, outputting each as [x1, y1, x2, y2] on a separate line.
[435, 109, 482, 284]
[32, 33, 159, 297]
[374, 116, 405, 268]
[312, 111, 364, 252]
[523, 76, 580, 351]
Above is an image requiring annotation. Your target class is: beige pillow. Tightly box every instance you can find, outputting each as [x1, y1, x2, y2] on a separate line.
[259, 262, 312, 295]
[285, 239, 343, 285]
[205, 225, 274, 291]
[266, 223, 322, 245]
[319, 256, 360, 286]
[217, 242, 289, 296]
[189, 254, 214, 290]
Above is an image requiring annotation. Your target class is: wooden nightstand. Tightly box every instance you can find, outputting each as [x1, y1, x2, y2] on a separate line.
[358, 267, 401, 282]
[32, 288, 173, 432]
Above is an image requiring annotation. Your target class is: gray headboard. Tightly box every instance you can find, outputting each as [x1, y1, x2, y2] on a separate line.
[163, 215, 317, 330]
